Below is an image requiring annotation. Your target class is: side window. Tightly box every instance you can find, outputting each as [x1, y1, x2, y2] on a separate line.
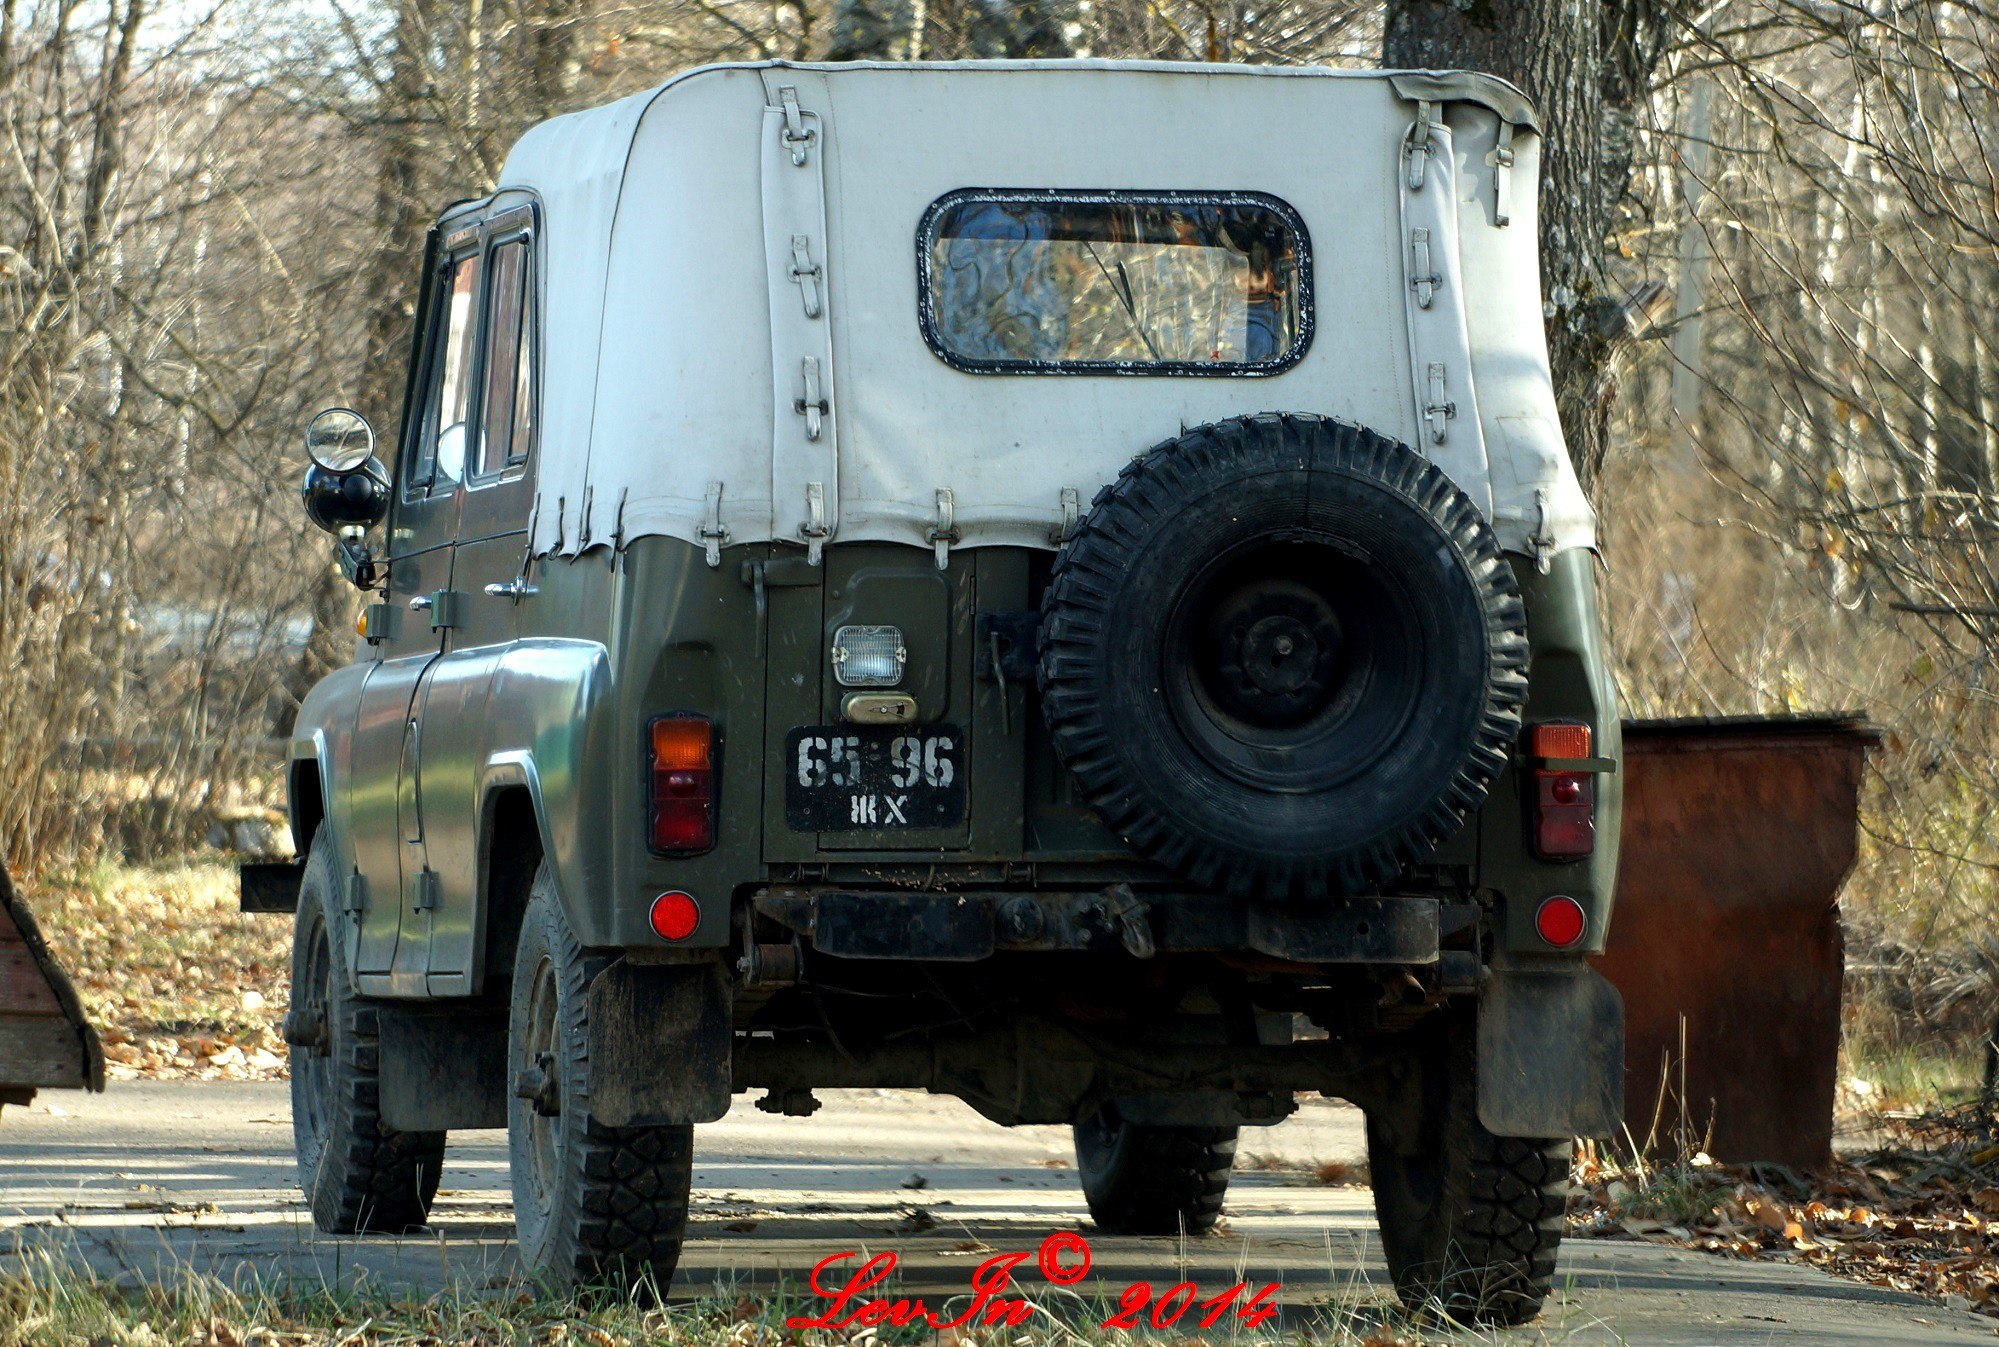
[407, 248, 483, 496]
[476, 237, 534, 478]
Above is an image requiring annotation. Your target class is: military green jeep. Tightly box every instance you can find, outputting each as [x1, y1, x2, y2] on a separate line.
[265, 59, 1623, 1324]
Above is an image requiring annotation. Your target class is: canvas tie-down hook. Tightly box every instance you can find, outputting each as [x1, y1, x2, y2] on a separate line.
[699, 482, 729, 568]
[928, 488, 959, 570]
[1489, 120, 1518, 227]
[1404, 100, 1437, 192]
[779, 86, 814, 166]
[790, 235, 823, 319]
[801, 481, 828, 566]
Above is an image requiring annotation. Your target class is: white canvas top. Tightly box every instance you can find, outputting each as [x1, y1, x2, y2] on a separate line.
[497, 60, 1595, 564]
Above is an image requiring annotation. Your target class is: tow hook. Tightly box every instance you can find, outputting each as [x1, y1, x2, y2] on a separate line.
[514, 1053, 562, 1117]
[281, 1003, 328, 1055]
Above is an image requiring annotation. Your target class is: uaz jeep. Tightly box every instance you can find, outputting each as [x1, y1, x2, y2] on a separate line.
[268, 59, 1623, 1325]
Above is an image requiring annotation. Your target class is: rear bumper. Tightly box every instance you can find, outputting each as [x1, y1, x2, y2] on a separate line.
[751, 885, 1474, 966]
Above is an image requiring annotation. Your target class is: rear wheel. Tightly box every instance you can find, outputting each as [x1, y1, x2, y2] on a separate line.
[1366, 1010, 1569, 1326]
[288, 833, 444, 1234]
[508, 871, 693, 1292]
[1074, 1103, 1236, 1235]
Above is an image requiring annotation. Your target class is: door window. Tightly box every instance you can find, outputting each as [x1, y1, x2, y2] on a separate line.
[407, 248, 483, 496]
[476, 237, 535, 479]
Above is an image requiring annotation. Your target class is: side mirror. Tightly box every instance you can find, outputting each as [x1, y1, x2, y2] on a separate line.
[304, 406, 376, 472]
[299, 407, 390, 589]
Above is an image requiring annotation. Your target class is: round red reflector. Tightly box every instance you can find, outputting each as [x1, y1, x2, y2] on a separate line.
[1535, 896, 1587, 948]
[649, 891, 700, 942]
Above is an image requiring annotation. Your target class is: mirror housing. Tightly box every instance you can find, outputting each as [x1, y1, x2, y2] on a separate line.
[300, 457, 391, 534]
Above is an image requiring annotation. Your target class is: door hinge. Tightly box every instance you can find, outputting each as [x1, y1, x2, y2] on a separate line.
[343, 872, 369, 915]
[778, 86, 814, 167]
[1409, 227, 1440, 309]
[790, 234, 824, 319]
[359, 602, 393, 644]
[795, 356, 828, 442]
[412, 870, 441, 912]
[411, 590, 460, 630]
[1424, 363, 1457, 445]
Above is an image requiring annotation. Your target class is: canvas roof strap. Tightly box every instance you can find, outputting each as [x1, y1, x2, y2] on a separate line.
[762, 78, 839, 566]
[1395, 95, 1493, 516]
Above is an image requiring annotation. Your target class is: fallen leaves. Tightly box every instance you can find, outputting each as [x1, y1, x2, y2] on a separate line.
[20, 860, 290, 1083]
[1572, 1128, 1999, 1317]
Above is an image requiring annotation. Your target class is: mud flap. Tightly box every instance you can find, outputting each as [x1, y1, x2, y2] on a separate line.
[1477, 964, 1623, 1138]
[587, 957, 732, 1126]
[378, 1004, 508, 1130]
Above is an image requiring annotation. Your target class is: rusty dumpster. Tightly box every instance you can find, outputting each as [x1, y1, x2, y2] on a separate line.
[0, 856, 102, 1119]
[1594, 713, 1878, 1171]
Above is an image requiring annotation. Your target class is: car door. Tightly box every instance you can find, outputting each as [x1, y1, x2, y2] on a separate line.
[349, 218, 483, 986]
[412, 205, 541, 995]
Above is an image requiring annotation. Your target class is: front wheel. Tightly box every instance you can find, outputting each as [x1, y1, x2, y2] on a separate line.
[1074, 1103, 1236, 1235]
[1365, 1009, 1569, 1326]
[508, 871, 693, 1292]
[288, 832, 444, 1233]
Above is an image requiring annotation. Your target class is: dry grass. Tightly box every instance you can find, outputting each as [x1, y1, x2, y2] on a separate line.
[0, 1244, 1515, 1347]
[20, 855, 290, 1081]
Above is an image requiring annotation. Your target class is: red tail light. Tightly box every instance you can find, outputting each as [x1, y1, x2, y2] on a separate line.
[1527, 721, 1594, 861]
[649, 714, 715, 854]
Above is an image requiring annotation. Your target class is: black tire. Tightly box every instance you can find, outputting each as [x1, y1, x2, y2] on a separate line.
[508, 871, 693, 1292]
[1038, 413, 1528, 899]
[288, 831, 444, 1234]
[1366, 1010, 1569, 1326]
[1074, 1103, 1236, 1235]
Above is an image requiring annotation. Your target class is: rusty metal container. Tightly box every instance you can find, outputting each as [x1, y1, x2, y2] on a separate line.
[1593, 714, 1878, 1170]
[0, 858, 101, 1118]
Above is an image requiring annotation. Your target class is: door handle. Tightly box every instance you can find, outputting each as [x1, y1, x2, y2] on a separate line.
[407, 595, 433, 611]
[483, 580, 539, 600]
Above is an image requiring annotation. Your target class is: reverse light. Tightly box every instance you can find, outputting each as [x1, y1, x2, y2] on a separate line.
[1535, 895, 1588, 948]
[1527, 720, 1595, 861]
[649, 714, 715, 854]
[831, 625, 907, 687]
[649, 890, 701, 942]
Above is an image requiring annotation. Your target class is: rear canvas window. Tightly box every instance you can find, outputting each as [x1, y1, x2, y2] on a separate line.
[918, 190, 1311, 376]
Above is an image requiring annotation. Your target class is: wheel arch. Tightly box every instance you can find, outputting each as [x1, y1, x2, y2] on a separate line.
[475, 753, 554, 998]
[287, 732, 329, 862]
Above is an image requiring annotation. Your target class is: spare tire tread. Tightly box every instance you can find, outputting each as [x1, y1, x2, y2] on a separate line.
[1039, 413, 1527, 898]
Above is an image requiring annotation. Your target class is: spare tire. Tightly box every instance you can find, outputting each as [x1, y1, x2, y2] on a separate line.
[1037, 413, 1528, 899]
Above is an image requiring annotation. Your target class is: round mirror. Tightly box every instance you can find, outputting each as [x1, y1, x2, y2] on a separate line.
[304, 407, 376, 473]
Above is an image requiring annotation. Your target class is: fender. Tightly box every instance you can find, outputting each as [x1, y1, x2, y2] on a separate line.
[474, 637, 616, 938]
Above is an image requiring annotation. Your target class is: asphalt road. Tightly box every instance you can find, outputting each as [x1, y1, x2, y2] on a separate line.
[0, 1082, 1991, 1344]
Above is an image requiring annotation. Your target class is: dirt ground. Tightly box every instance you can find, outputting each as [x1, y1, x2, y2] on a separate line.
[2, 1083, 1995, 1344]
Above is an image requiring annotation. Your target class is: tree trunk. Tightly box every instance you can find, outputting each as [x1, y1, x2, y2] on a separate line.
[1383, 0, 1668, 494]
[292, 0, 435, 704]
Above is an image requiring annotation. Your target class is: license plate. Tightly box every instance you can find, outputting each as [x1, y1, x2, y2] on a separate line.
[785, 724, 965, 831]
